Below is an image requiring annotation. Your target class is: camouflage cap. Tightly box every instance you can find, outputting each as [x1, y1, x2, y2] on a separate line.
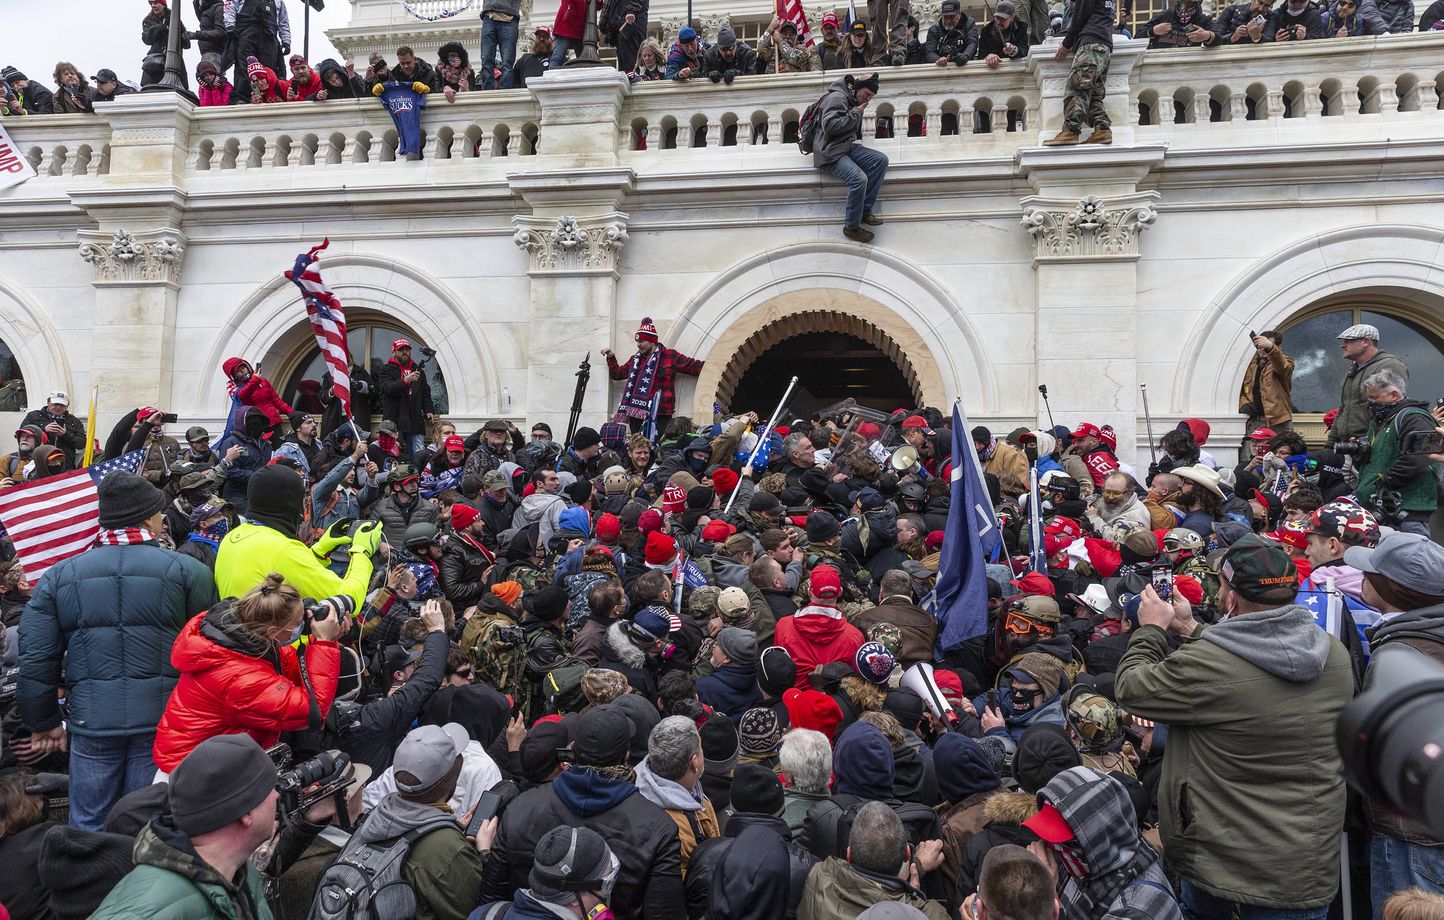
[867, 622, 903, 658]
[1020, 595, 1061, 626]
[1065, 686, 1122, 752]
[1213, 532, 1298, 604]
[689, 585, 722, 620]
[482, 469, 510, 490]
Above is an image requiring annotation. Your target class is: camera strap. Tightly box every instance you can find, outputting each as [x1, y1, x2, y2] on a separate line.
[294, 639, 324, 732]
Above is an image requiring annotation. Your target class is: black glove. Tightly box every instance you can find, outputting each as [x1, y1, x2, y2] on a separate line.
[707, 70, 723, 83]
[723, 69, 738, 84]
[26, 773, 69, 796]
[281, 41, 291, 56]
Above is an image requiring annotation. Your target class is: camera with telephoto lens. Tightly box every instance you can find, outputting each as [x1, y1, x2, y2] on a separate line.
[1334, 438, 1372, 460]
[276, 750, 357, 829]
[1337, 643, 1444, 840]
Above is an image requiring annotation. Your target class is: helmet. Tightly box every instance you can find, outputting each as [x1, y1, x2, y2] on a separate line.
[403, 522, 439, 548]
[1163, 527, 1205, 554]
[1065, 686, 1123, 752]
[1309, 500, 1381, 548]
[1040, 472, 1081, 502]
[899, 482, 927, 504]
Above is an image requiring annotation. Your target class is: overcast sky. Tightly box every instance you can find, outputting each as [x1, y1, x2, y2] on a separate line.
[6, 1, 352, 88]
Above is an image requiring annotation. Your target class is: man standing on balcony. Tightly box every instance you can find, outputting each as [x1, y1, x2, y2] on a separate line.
[870, 0, 913, 65]
[480, 0, 523, 90]
[809, 72, 888, 243]
[225, 0, 291, 86]
[1043, 0, 1116, 146]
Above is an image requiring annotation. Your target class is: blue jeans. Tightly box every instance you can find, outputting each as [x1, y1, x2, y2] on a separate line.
[1372, 834, 1444, 917]
[69, 732, 159, 831]
[825, 143, 889, 229]
[479, 17, 518, 89]
[549, 37, 582, 69]
[405, 432, 425, 463]
[1181, 880, 1328, 920]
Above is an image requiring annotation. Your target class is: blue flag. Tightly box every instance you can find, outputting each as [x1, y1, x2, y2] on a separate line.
[935, 404, 1004, 652]
[379, 83, 428, 157]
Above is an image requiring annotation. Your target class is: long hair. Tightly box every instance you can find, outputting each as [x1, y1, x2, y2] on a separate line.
[235, 572, 302, 641]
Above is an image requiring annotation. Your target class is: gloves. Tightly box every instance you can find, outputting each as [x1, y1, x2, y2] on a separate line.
[311, 517, 357, 559]
[371, 82, 385, 96]
[723, 69, 738, 84]
[412, 81, 431, 94]
[708, 70, 723, 83]
[281, 42, 291, 56]
[183, 30, 198, 41]
[351, 520, 384, 557]
[26, 772, 69, 796]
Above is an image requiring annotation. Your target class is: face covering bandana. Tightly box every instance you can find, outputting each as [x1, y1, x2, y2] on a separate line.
[201, 517, 231, 542]
[1367, 400, 1393, 420]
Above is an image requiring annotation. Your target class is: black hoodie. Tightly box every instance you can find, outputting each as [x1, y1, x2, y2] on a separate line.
[314, 58, 365, 98]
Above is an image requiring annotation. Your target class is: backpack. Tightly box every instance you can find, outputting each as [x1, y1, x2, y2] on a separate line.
[797, 97, 824, 155]
[805, 794, 941, 859]
[307, 810, 457, 920]
[462, 610, 526, 694]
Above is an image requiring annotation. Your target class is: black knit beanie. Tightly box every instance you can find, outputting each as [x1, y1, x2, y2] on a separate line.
[1014, 723, 1082, 795]
[169, 734, 278, 836]
[247, 464, 306, 539]
[96, 471, 166, 530]
[37, 825, 137, 920]
[730, 763, 785, 816]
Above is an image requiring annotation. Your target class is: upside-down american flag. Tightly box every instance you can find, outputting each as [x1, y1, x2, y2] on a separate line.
[777, 0, 817, 45]
[0, 450, 146, 586]
[285, 239, 352, 420]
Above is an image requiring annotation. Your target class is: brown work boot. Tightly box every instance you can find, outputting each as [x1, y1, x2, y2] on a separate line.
[1082, 126, 1113, 145]
[843, 225, 875, 243]
[1043, 128, 1080, 147]
[861, 212, 884, 226]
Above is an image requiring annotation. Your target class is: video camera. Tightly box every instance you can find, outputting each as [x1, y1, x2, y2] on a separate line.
[1334, 438, 1371, 460]
[271, 745, 359, 831]
[1337, 643, 1444, 840]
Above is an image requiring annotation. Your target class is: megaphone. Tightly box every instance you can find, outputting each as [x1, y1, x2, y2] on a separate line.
[890, 444, 919, 473]
[901, 662, 954, 729]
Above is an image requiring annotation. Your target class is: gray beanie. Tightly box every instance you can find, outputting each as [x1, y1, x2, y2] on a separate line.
[716, 626, 758, 666]
[530, 826, 615, 900]
[96, 471, 166, 530]
[168, 734, 277, 837]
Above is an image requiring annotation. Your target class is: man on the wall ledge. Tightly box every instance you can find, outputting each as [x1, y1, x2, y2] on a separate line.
[604, 317, 704, 436]
[1044, 0, 1117, 145]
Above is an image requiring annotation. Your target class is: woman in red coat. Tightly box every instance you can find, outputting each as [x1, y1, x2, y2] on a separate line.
[152, 573, 344, 773]
[224, 356, 293, 428]
[550, 0, 603, 66]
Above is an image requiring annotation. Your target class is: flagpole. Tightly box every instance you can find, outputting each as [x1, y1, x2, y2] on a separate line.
[82, 385, 99, 467]
[723, 375, 798, 516]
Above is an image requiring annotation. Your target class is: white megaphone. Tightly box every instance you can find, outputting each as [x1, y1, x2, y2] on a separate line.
[889, 444, 919, 473]
[901, 662, 955, 729]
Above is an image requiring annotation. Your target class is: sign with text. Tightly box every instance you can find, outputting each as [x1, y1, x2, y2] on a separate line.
[0, 122, 36, 191]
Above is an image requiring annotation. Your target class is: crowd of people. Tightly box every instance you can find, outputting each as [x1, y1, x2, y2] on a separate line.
[3, 0, 1441, 120]
[0, 315, 1442, 920]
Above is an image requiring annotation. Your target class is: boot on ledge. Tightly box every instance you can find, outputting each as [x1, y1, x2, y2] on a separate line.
[1042, 128, 1080, 147]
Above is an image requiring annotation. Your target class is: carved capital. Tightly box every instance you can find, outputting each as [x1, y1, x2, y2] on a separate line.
[77, 228, 187, 285]
[698, 12, 732, 42]
[513, 213, 630, 276]
[1019, 193, 1158, 262]
[659, 16, 688, 46]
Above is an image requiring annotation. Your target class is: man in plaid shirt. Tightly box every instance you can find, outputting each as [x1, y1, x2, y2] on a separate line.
[604, 317, 704, 435]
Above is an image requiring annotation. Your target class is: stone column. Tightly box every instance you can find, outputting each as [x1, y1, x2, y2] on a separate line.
[1017, 145, 1166, 469]
[71, 93, 194, 426]
[512, 68, 637, 435]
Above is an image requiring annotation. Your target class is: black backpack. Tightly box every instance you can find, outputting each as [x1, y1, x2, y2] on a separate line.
[804, 794, 942, 860]
[797, 97, 824, 155]
[308, 810, 458, 920]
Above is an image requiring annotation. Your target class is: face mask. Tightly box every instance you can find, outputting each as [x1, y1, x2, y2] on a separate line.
[687, 454, 707, 475]
[1367, 400, 1393, 419]
[201, 518, 231, 542]
[586, 906, 615, 920]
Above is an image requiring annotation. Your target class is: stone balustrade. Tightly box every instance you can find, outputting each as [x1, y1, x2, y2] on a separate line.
[3, 31, 1441, 191]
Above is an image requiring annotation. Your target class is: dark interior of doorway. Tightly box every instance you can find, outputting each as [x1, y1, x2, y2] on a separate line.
[727, 332, 915, 418]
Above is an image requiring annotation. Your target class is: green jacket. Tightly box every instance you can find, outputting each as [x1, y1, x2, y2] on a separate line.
[1114, 608, 1353, 909]
[1356, 401, 1439, 513]
[1334, 350, 1408, 442]
[796, 856, 950, 920]
[90, 819, 273, 920]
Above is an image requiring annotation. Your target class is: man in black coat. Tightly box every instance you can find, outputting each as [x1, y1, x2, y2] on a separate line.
[226, 0, 290, 81]
[1274, 0, 1325, 38]
[686, 766, 818, 919]
[440, 503, 496, 610]
[188, 0, 228, 66]
[339, 603, 448, 774]
[926, 0, 980, 65]
[1214, 0, 1279, 41]
[482, 706, 686, 920]
[1, 67, 55, 114]
[702, 27, 759, 84]
[977, 0, 1031, 65]
[22, 390, 87, 468]
[378, 337, 435, 463]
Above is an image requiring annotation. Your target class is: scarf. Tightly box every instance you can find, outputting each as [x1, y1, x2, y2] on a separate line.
[458, 531, 497, 566]
[196, 517, 231, 543]
[621, 347, 662, 420]
[978, 435, 997, 462]
[376, 433, 401, 458]
[95, 527, 155, 547]
[436, 59, 472, 89]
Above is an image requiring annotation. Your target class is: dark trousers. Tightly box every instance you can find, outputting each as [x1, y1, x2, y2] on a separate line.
[614, 20, 647, 73]
[628, 414, 672, 436]
[233, 18, 282, 87]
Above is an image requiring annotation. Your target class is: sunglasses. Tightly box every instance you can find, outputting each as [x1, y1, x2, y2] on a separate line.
[1102, 490, 1128, 500]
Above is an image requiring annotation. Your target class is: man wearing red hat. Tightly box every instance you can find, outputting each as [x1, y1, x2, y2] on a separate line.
[603, 318, 704, 436]
[1064, 422, 1119, 489]
[440, 501, 497, 609]
[772, 565, 865, 689]
[819, 11, 843, 63]
[378, 337, 435, 463]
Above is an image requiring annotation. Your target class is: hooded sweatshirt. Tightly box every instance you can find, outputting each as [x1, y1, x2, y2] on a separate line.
[350, 793, 482, 920]
[1114, 606, 1352, 908]
[833, 721, 895, 799]
[634, 755, 721, 869]
[773, 604, 864, 690]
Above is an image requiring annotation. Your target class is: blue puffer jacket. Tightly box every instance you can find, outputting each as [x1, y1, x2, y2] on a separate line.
[17, 543, 217, 737]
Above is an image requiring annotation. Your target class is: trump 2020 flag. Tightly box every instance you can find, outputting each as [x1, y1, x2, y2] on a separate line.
[935, 404, 1004, 652]
[1029, 466, 1048, 574]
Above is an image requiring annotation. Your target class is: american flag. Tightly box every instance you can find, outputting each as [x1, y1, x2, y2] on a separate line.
[421, 466, 463, 499]
[777, 0, 817, 46]
[285, 239, 352, 421]
[0, 450, 146, 586]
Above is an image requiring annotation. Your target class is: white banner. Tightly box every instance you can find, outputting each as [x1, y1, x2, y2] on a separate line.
[0, 121, 37, 191]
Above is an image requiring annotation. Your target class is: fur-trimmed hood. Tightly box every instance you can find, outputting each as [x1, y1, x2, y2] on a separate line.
[604, 619, 646, 669]
[982, 789, 1040, 825]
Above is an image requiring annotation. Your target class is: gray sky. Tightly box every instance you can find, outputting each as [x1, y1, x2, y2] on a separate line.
[6, 1, 351, 89]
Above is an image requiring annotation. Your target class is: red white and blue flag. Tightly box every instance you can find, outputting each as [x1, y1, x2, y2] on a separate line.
[285, 239, 353, 422]
[0, 450, 147, 586]
[777, 0, 817, 46]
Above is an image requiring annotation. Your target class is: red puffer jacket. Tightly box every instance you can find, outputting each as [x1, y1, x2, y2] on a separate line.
[223, 357, 293, 427]
[153, 603, 339, 772]
[774, 605, 865, 690]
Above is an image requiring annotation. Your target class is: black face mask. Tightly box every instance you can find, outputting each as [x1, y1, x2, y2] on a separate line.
[244, 413, 267, 439]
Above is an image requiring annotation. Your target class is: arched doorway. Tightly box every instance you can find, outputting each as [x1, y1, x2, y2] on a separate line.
[717, 310, 926, 417]
[262, 309, 450, 420]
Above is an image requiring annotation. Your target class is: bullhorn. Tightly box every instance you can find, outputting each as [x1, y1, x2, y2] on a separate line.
[890, 444, 919, 472]
[901, 662, 953, 729]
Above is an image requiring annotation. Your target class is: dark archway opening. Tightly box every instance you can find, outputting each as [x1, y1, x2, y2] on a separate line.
[728, 332, 915, 419]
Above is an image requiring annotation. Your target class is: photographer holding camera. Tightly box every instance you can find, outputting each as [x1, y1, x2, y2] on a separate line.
[153, 572, 349, 774]
[1340, 531, 1444, 908]
[1352, 368, 1438, 537]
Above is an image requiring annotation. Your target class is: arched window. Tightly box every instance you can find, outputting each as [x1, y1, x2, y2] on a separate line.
[1278, 304, 1444, 414]
[267, 311, 450, 419]
[0, 337, 25, 411]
